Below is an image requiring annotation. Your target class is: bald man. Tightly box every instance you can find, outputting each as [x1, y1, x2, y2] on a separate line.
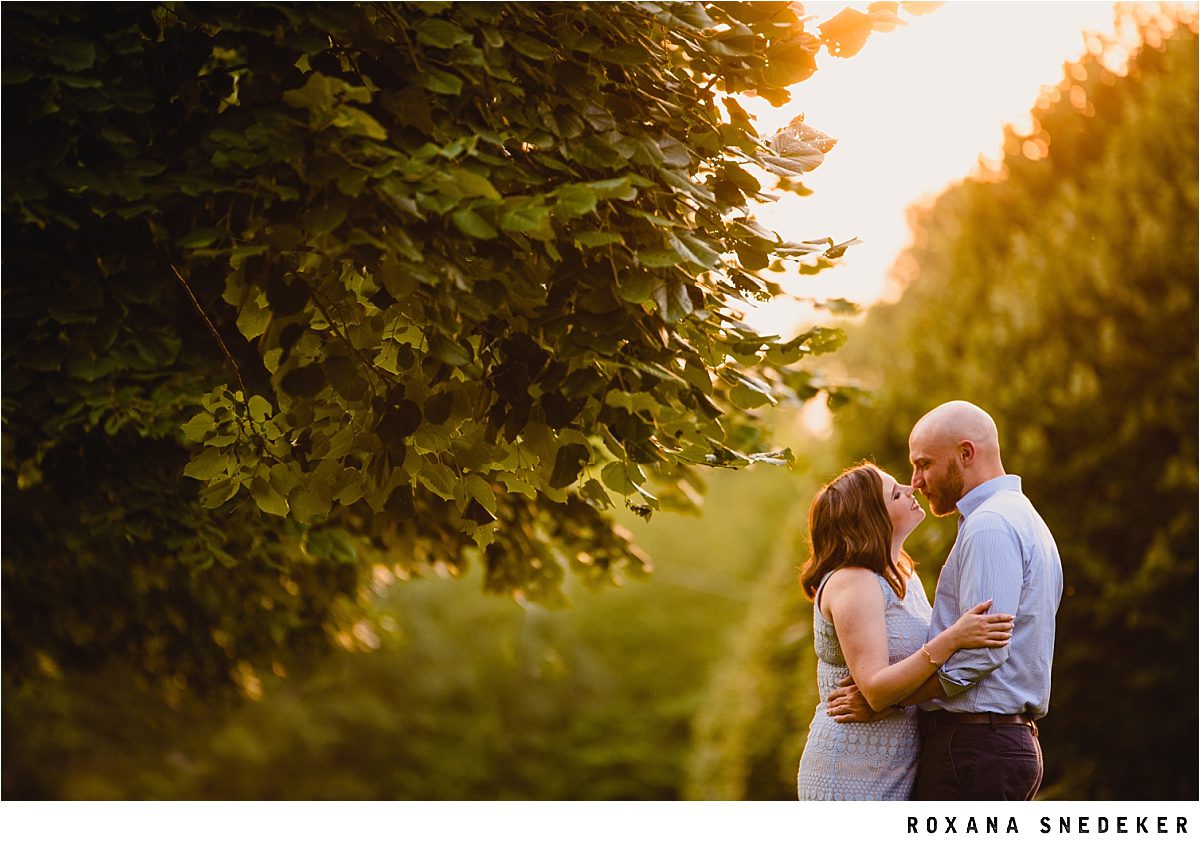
[829, 401, 1063, 800]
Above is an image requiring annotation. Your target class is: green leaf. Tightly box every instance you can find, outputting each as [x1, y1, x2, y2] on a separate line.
[463, 473, 498, 515]
[451, 208, 499, 239]
[816, 297, 862, 315]
[3, 67, 34, 85]
[424, 392, 455, 425]
[303, 203, 348, 236]
[237, 299, 271, 340]
[184, 447, 230, 481]
[415, 18, 472, 49]
[320, 425, 358, 461]
[651, 280, 695, 323]
[428, 334, 474, 367]
[586, 176, 638, 201]
[498, 471, 537, 498]
[554, 185, 598, 217]
[57, 74, 104, 90]
[598, 44, 651, 65]
[730, 382, 773, 409]
[580, 478, 613, 510]
[617, 272, 653, 304]
[419, 68, 464, 96]
[282, 72, 340, 113]
[291, 485, 332, 523]
[605, 391, 659, 414]
[825, 237, 862, 259]
[378, 400, 423, 442]
[452, 170, 501, 200]
[270, 462, 303, 496]
[463, 498, 496, 525]
[47, 35, 96, 72]
[675, 232, 722, 268]
[656, 135, 691, 168]
[499, 202, 553, 237]
[549, 444, 590, 488]
[601, 460, 645, 495]
[179, 228, 224, 249]
[280, 364, 327, 397]
[419, 461, 458, 500]
[251, 475, 290, 517]
[180, 412, 213, 443]
[664, 3, 714, 30]
[661, 170, 715, 201]
[198, 477, 240, 509]
[508, 34, 554, 61]
[639, 250, 682, 268]
[574, 230, 624, 248]
[248, 395, 273, 422]
[333, 106, 388, 140]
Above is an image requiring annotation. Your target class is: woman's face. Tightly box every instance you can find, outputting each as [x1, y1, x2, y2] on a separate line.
[877, 468, 925, 540]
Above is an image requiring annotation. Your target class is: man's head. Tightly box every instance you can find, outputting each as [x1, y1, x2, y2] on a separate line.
[908, 401, 1005, 517]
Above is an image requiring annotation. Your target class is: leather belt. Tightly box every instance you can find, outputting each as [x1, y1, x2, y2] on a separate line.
[924, 711, 1038, 734]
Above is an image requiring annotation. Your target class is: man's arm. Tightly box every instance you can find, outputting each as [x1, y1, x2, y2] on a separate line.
[827, 674, 944, 723]
[936, 513, 1023, 696]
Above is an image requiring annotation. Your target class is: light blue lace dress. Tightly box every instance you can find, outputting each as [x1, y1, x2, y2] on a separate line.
[797, 570, 932, 800]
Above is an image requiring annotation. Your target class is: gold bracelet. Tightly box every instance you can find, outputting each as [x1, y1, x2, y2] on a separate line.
[920, 643, 940, 666]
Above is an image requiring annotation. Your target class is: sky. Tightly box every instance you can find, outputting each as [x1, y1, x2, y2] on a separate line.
[738, 1, 1122, 337]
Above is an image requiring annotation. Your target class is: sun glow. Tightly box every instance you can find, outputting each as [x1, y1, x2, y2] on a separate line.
[741, 1, 1129, 337]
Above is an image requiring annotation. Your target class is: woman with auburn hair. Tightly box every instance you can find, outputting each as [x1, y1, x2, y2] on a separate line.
[796, 462, 1013, 800]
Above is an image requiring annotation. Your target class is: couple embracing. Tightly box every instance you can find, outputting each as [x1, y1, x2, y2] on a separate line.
[796, 401, 1063, 801]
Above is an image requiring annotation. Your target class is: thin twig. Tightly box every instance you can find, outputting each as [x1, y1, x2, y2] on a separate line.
[170, 262, 251, 407]
[304, 280, 394, 391]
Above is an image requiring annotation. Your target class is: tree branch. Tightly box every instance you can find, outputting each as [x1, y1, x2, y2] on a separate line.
[170, 262, 251, 408]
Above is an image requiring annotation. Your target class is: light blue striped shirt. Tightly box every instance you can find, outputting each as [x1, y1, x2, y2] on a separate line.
[922, 475, 1063, 719]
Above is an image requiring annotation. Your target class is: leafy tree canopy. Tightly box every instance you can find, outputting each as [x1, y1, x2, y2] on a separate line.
[2, 2, 924, 696]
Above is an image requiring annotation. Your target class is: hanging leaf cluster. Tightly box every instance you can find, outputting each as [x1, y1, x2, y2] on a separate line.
[2, 2, 914, 691]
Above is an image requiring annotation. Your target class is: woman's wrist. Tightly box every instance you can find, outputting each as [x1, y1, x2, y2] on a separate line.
[924, 632, 954, 665]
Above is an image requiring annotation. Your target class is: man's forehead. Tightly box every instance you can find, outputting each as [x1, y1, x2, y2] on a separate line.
[908, 433, 939, 461]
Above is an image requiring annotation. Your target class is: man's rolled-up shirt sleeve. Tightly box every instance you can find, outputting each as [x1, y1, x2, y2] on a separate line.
[936, 513, 1024, 697]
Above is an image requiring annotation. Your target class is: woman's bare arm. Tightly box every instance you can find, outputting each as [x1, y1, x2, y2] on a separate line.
[822, 568, 1009, 712]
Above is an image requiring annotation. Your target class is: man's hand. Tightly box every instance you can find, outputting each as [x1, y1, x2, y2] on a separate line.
[826, 675, 892, 723]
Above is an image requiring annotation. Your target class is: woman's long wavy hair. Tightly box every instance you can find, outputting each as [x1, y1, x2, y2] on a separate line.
[799, 462, 913, 601]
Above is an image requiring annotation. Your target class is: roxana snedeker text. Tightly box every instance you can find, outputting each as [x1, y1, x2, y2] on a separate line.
[907, 815, 1190, 835]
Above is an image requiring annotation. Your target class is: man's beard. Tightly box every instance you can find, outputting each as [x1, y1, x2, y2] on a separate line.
[926, 458, 965, 517]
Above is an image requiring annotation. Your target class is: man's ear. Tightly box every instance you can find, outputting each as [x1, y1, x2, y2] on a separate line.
[958, 440, 976, 464]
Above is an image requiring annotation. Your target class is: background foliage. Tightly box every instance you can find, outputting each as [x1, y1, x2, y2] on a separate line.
[2, 451, 806, 799]
[686, 7, 1199, 801]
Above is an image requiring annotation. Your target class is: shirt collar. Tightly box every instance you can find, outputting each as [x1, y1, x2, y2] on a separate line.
[956, 474, 1022, 520]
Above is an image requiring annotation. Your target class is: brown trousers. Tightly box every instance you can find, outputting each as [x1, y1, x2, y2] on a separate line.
[913, 713, 1043, 800]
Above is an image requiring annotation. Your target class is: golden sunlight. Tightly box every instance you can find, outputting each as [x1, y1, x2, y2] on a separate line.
[743, 1, 1127, 337]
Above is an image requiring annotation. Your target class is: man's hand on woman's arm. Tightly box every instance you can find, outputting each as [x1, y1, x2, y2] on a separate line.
[826, 676, 892, 723]
[827, 674, 945, 723]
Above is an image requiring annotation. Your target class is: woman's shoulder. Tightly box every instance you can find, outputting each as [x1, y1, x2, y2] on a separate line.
[823, 566, 885, 594]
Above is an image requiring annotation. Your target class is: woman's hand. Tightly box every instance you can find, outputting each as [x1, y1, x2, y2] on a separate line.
[945, 599, 1014, 652]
